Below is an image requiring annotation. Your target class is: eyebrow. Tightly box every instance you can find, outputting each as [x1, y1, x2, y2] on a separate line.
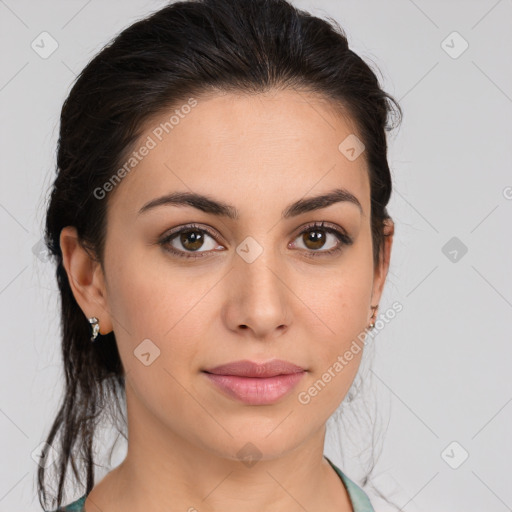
[137, 187, 363, 219]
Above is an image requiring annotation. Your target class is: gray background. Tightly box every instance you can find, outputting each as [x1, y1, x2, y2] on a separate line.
[1, 0, 511, 510]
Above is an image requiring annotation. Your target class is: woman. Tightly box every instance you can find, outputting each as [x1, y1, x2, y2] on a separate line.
[39, 0, 402, 510]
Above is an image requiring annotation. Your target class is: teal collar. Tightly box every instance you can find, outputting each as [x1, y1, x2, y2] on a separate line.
[325, 455, 376, 512]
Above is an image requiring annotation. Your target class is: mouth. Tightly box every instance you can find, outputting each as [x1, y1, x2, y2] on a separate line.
[203, 359, 306, 378]
[202, 359, 307, 405]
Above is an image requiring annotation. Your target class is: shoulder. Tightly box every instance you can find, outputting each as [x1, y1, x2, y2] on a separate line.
[325, 456, 376, 512]
[45, 495, 87, 512]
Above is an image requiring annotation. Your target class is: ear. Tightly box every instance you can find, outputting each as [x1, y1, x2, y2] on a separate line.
[59, 226, 113, 335]
[369, 218, 394, 318]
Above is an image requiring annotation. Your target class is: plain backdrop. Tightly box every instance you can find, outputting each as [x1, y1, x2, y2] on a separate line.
[1, 0, 511, 510]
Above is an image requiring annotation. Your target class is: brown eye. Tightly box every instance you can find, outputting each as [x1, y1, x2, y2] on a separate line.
[291, 221, 353, 258]
[179, 229, 206, 251]
[160, 224, 223, 259]
[301, 229, 327, 250]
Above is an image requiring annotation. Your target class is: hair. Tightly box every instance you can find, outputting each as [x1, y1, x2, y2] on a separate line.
[39, 0, 402, 510]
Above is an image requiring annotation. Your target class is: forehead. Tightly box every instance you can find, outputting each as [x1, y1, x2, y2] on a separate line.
[107, 89, 370, 219]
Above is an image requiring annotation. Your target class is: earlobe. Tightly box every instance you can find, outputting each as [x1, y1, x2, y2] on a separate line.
[59, 226, 113, 334]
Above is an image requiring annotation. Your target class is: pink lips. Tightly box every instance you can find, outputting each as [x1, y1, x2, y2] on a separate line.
[202, 359, 306, 405]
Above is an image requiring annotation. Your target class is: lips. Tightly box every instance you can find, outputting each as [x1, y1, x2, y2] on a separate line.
[203, 359, 306, 378]
[202, 359, 307, 405]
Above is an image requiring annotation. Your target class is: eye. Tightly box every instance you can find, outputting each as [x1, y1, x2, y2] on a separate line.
[159, 223, 224, 259]
[289, 221, 353, 258]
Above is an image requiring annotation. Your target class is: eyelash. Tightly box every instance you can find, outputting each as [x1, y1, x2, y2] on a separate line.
[158, 221, 353, 260]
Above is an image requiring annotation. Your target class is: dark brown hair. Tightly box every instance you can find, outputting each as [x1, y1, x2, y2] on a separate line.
[39, 0, 402, 509]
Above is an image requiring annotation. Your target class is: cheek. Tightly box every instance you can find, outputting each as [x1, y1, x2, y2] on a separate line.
[303, 251, 373, 343]
[296, 247, 373, 405]
[295, 283, 368, 419]
[105, 255, 211, 424]
[104, 247, 220, 373]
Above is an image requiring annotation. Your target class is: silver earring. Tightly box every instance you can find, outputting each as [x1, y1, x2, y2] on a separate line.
[368, 305, 378, 330]
[88, 317, 100, 341]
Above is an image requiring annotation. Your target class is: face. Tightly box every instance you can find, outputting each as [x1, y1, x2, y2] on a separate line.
[62, 89, 393, 463]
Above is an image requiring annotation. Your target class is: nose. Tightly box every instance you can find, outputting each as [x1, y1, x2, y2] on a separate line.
[221, 247, 290, 340]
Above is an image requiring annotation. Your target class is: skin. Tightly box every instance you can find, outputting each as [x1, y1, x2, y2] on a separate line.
[60, 88, 393, 512]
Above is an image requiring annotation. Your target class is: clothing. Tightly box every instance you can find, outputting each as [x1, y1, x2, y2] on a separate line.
[49, 456, 374, 512]
[325, 456, 375, 512]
